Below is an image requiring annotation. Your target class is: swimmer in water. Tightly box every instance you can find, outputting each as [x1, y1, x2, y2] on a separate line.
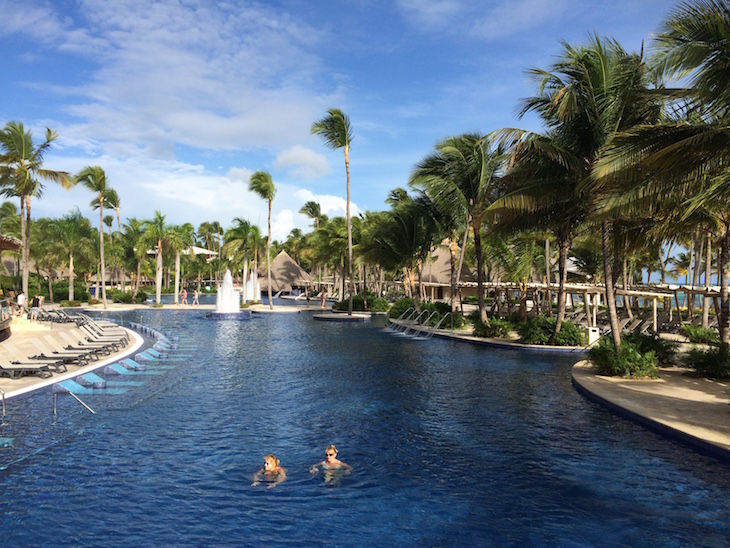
[252, 454, 287, 488]
[310, 445, 352, 483]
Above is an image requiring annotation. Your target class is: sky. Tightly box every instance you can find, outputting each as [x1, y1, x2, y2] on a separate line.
[0, 0, 680, 242]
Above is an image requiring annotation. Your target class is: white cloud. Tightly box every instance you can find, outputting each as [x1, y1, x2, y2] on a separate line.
[274, 145, 330, 179]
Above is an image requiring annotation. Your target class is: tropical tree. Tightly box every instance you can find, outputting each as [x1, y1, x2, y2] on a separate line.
[593, 0, 730, 346]
[249, 170, 276, 309]
[104, 188, 122, 233]
[141, 211, 170, 305]
[169, 223, 195, 304]
[77, 165, 112, 308]
[410, 133, 505, 322]
[0, 121, 72, 298]
[123, 217, 147, 298]
[312, 108, 355, 314]
[51, 209, 94, 301]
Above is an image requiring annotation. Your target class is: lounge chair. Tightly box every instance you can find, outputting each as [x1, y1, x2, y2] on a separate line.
[27, 336, 94, 366]
[57, 330, 117, 354]
[0, 355, 52, 379]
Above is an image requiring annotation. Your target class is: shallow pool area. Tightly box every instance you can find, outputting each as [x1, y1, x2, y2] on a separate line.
[1, 310, 729, 546]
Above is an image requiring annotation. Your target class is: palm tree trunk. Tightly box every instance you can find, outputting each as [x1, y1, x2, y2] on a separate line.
[174, 252, 181, 304]
[345, 146, 354, 315]
[267, 201, 273, 309]
[551, 238, 570, 341]
[98, 200, 107, 308]
[601, 221, 621, 349]
[22, 195, 29, 298]
[473, 223, 487, 323]
[69, 253, 75, 301]
[156, 240, 163, 305]
[544, 238, 552, 315]
[718, 227, 730, 346]
[703, 231, 712, 327]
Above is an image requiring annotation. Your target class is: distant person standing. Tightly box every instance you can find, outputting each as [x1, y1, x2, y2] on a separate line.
[320, 291, 326, 309]
[181, 289, 188, 305]
[30, 294, 40, 321]
[16, 292, 25, 317]
[192, 289, 199, 305]
[306, 290, 311, 308]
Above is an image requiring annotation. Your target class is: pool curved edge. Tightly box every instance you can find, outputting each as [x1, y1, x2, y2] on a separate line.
[571, 361, 730, 463]
[3, 327, 145, 401]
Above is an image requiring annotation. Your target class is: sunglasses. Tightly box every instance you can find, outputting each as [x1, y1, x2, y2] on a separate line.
[326, 452, 336, 456]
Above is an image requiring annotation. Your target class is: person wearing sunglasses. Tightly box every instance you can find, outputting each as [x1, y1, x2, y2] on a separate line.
[310, 445, 352, 483]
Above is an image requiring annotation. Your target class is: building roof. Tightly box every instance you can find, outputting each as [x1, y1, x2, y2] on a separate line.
[258, 250, 312, 293]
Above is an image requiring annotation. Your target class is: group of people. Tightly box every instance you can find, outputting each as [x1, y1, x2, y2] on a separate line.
[4, 291, 41, 321]
[252, 445, 352, 488]
[180, 289, 200, 306]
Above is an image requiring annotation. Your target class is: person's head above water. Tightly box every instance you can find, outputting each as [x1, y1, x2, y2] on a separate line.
[264, 454, 280, 471]
[325, 445, 338, 461]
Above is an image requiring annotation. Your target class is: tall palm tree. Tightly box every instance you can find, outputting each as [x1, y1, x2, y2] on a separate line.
[249, 170, 276, 309]
[594, 0, 730, 345]
[51, 209, 94, 301]
[123, 217, 147, 298]
[77, 165, 112, 308]
[312, 108, 355, 314]
[169, 223, 195, 304]
[0, 121, 72, 298]
[103, 188, 122, 233]
[141, 211, 169, 305]
[410, 133, 504, 322]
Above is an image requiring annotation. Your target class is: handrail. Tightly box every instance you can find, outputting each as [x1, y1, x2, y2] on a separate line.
[53, 392, 96, 416]
[425, 313, 450, 339]
[403, 310, 428, 336]
[0, 387, 5, 417]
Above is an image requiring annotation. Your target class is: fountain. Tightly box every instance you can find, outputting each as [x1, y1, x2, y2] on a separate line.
[205, 269, 251, 320]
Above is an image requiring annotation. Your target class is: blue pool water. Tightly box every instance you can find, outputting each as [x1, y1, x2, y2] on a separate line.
[1, 310, 730, 546]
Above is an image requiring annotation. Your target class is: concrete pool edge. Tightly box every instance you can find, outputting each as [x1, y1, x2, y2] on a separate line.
[1, 327, 145, 401]
[571, 361, 730, 462]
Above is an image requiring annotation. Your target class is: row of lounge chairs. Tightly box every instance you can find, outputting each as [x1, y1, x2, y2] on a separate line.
[0, 313, 130, 381]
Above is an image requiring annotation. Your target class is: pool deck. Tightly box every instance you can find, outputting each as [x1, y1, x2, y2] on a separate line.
[2, 305, 729, 461]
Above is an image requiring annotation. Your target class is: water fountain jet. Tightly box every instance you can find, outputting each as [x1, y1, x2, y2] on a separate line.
[205, 269, 251, 320]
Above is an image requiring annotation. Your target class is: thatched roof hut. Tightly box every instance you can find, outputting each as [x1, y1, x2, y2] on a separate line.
[0, 233, 20, 252]
[258, 250, 312, 293]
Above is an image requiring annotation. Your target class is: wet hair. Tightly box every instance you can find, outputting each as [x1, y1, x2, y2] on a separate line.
[326, 445, 337, 454]
[264, 454, 280, 466]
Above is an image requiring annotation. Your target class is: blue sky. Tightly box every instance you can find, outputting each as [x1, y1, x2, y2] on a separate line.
[0, 0, 679, 241]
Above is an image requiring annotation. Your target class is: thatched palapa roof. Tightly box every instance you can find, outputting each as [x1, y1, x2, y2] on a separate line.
[421, 242, 476, 285]
[0, 233, 21, 252]
[258, 250, 312, 293]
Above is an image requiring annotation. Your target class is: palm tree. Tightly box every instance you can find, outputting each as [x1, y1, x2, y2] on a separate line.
[122, 217, 147, 298]
[104, 188, 122, 233]
[410, 133, 504, 322]
[169, 223, 195, 304]
[141, 211, 169, 305]
[0, 121, 72, 298]
[76, 165, 112, 308]
[593, 0, 730, 345]
[51, 209, 94, 301]
[249, 170, 276, 309]
[312, 108, 355, 314]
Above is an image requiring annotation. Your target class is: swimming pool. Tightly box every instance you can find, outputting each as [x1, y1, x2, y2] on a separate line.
[1, 310, 729, 546]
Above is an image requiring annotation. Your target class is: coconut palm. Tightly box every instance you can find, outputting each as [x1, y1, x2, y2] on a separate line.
[141, 211, 170, 305]
[249, 170, 276, 309]
[51, 209, 94, 301]
[593, 0, 730, 345]
[410, 133, 505, 322]
[123, 217, 147, 298]
[312, 108, 355, 314]
[0, 121, 72, 298]
[76, 165, 112, 308]
[169, 223, 194, 304]
[104, 188, 122, 233]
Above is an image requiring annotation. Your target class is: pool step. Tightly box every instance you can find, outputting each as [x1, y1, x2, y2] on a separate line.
[76, 373, 107, 389]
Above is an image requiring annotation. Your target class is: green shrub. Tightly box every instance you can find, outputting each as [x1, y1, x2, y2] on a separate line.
[681, 324, 720, 345]
[683, 346, 730, 379]
[107, 289, 134, 303]
[589, 337, 659, 378]
[388, 297, 417, 319]
[552, 320, 586, 347]
[623, 331, 678, 364]
[333, 292, 387, 312]
[134, 290, 148, 303]
[59, 300, 82, 307]
[517, 315, 552, 345]
[472, 317, 511, 338]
